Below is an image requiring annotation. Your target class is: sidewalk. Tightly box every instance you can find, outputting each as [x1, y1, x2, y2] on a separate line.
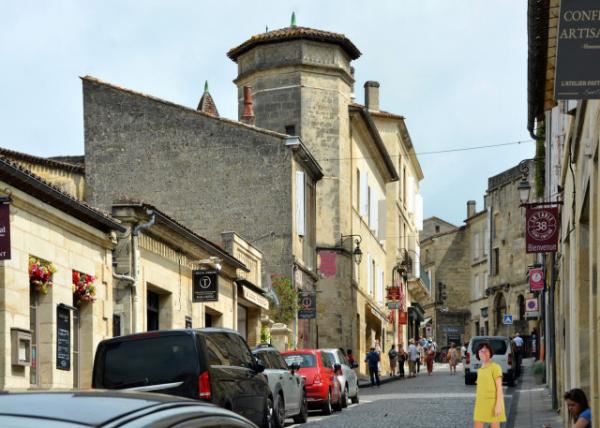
[358, 371, 405, 388]
[507, 358, 563, 428]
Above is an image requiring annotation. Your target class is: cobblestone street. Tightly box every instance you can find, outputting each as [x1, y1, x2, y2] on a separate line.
[289, 363, 514, 428]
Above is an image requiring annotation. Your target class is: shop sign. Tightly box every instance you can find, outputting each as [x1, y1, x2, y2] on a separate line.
[192, 269, 219, 302]
[397, 311, 407, 325]
[318, 251, 337, 278]
[425, 325, 433, 336]
[0, 204, 10, 260]
[56, 305, 70, 371]
[529, 267, 545, 292]
[298, 291, 316, 319]
[241, 285, 269, 310]
[526, 207, 559, 253]
[387, 301, 400, 309]
[525, 311, 541, 319]
[555, 0, 600, 99]
[386, 286, 401, 301]
[442, 325, 465, 334]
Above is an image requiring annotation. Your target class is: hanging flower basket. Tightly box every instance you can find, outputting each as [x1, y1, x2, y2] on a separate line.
[72, 271, 96, 304]
[29, 257, 57, 294]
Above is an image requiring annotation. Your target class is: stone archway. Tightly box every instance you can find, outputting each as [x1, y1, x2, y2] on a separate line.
[494, 292, 507, 331]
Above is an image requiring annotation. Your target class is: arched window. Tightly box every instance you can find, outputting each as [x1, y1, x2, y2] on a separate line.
[518, 295, 526, 320]
[494, 293, 507, 329]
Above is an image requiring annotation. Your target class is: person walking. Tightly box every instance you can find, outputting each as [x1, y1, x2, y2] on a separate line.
[447, 343, 459, 375]
[461, 342, 468, 365]
[473, 342, 506, 428]
[365, 347, 381, 387]
[416, 341, 424, 373]
[512, 333, 524, 377]
[346, 349, 356, 368]
[563, 388, 592, 427]
[407, 339, 418, 378]
[388, 344, 398, 376]
[425, 342, 435, 375]
[398, 343, 407, 378]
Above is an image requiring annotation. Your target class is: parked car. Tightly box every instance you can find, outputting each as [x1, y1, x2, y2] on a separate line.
[93, 328, 273, 427]
[321, 348, 359, 406]
[281, 349, 343, 415]
[463, 335, 515, 386]
[253, 345, 308, 427]
[0, 390, 258, 427]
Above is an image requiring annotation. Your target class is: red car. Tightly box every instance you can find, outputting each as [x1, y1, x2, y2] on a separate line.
[282, 349, 343, 415]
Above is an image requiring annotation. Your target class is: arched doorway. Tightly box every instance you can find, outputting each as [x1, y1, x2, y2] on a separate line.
[517, 295, 526, 320]
[494, 293, 507, 331]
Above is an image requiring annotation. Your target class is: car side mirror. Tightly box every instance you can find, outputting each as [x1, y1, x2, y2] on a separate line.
[253, 356, 265, 373]
[334, 363, 342, 374]
[290, 362, 300, 373]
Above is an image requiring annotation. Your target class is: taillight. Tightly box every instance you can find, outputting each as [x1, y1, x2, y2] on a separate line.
[198, 371, 211, 400]
[466, 352, 470, 365]
[313, 374, 322, 385]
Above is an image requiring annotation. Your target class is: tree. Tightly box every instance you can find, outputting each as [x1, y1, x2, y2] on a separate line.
[267, 275, 298, 325]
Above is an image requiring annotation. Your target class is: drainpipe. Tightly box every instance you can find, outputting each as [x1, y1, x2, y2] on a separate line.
[130, 209, 156, 333]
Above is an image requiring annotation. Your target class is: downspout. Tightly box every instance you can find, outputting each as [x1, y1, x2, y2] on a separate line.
[130, 210, 156, 333]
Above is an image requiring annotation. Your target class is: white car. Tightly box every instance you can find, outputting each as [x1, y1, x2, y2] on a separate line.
[463, 336, 515, 386]
[253, 346, 308, 427]
[321, 348, 359, 406]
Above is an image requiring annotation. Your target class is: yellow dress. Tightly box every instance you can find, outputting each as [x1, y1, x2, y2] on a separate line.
[473, 362, 506, 423]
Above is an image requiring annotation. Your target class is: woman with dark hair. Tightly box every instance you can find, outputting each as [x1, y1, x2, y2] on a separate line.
[473, 342, 506, 427]
[564, 388, 592, 427]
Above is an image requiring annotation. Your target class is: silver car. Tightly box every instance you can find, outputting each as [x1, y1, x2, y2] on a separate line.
[321, 348, 359, 406]
[253, 346, 308, 427]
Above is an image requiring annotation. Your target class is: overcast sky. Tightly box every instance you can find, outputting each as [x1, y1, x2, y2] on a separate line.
[1, 1, 533, 225]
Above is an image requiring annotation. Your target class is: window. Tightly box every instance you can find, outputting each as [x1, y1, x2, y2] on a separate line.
[493, 248, 500, 275]
[367, 254, 373, 295]
[474, 275, 480, 299]
[367, 186, 372, 224]
[370, 187, 378, 234]
[402, 167, 406, 203]
[372, 258, 376, 296]
[113, 315, 121, 337]
[285, 125, 296, 135]
[29, 288, 38, 386]
[473, 233, 480, 261]
[376, 266, 384, 303]
[320, 351, 334, 368]
[435, 225, 440, 233]
[283, 353, 316, 368]
[147, 291, 160, 331]
[360, 170, 369, 217]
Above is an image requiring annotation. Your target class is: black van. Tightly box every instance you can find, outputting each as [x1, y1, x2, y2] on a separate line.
[93, 328, 273, 427]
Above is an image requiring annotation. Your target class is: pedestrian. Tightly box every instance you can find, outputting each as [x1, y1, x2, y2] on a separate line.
[374, 339, 382, 374]
[512, 332, 524, 377]
[407, 339, 418, 378]
[425, 342, 435, 375]
[398, 343, 406, 378]
[388, 344, 398, 376]
[364, 347, 381, 387]
[416, 341, 424, 373]
[461, 342, 468, 364]
[563, 388, 592, 427]
[346, 349, 356, 368]
[473, 342, 506, 428]
[447, 343, 459, 375]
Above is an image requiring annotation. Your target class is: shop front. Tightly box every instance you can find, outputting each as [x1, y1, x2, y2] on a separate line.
[236, 280, 269, 347]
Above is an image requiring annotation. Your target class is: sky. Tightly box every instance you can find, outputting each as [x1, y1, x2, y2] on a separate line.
[0, 0, 534, 226]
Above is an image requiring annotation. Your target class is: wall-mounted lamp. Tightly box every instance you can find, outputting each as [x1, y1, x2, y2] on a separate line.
[518, 179, 531, 204]
[340, 234, 363, 265]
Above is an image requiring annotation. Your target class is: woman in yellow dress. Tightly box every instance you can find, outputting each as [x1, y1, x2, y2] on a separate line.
[473, 342, 506, 427]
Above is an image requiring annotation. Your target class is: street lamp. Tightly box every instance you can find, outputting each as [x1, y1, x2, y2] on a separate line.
[518, 179, 531, 204]
[340, 234, 363, 265]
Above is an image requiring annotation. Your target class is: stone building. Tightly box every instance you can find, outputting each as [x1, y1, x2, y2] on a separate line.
[465, 204, 489, 339]
[228, 24, 426, 372]
[82, 76, 322, 347]
[0, 156, 124, 390]
[527, 0, 600, 420]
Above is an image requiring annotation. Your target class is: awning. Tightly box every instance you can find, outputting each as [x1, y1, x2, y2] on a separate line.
[420, 317, 432, 326]
[408, 305, 425, 322]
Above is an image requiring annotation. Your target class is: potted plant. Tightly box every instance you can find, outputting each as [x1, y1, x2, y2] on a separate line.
[29, 256, 57, 294]
[72, 271, 96, 304]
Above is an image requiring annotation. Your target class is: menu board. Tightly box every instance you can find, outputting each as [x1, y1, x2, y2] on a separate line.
[56, 305, 71, 371]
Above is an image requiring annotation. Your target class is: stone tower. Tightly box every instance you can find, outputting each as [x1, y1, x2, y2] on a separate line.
[228, 23, 362, 349]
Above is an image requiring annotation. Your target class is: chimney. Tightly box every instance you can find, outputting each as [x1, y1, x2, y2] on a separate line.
[364, 81, 380, 111]
[241, 86, 255, 126]
[467, 200, 476, 218]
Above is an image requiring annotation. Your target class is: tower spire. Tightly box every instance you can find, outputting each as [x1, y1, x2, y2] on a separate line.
[291, 12, 296, 28]
[204, 80, 209, 93]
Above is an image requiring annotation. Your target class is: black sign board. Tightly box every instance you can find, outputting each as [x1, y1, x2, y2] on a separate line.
[56, 305, 71, 371]
[0, 204, 10, 260]
[298, 291, 316, 319]
[555, 0, 600, 99]
[192, 269, 219, 302]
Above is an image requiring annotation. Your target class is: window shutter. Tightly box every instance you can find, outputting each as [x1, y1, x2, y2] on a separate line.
[415, 194, 423, 231]
[371, 188, 378, 235]
[378, 199, 387, 241]
[376, 267, 384, 302]
[360, 170, 369, 217]
[367, 254, 373, 295]
[414, 246, 421, 279]
[296, 171, 305, 236]
[407, 176, 415, 213]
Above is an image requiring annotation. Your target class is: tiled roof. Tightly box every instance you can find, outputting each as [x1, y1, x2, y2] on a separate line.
[228, 26, 361, 61]
[197, 91, 219, 117]
[0, 156, 125, 233]
[349, 103, 405, 121]
[0, 147, 84, 174]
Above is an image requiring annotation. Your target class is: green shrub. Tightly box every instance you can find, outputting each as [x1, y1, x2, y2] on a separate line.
[533, 361, 545, 377]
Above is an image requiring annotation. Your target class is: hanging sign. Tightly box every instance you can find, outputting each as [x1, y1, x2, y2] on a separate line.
[318, 251, 337, 278]
[526, 207, 559, 253]
[554, 0, 600, 99]
[298, 291, 316, 319]
[0, 204, 10, 260]
[397, 311, 408, 325]
[192, 269, 219, 302]
[529, 267, 545, 292]
[386, 287, 401, 301]
[526, 297, 539, 312]
[56, 305, 71, 371]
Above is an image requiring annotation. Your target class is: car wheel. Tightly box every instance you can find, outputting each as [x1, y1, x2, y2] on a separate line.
[332, 388, 343, 412]
[293, 391, 308, 424]
[341, 385, 348, 408]
[351, 387, 359, 404]
[261, 396, 274, 428]
[322, 390, 333, 415]
[272, 393, 285, 428]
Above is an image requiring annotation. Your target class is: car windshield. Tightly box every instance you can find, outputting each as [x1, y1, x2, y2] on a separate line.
[100, 335, 198, 388]
[472, 339, 508, 356]
[283, 353, 316, 368]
